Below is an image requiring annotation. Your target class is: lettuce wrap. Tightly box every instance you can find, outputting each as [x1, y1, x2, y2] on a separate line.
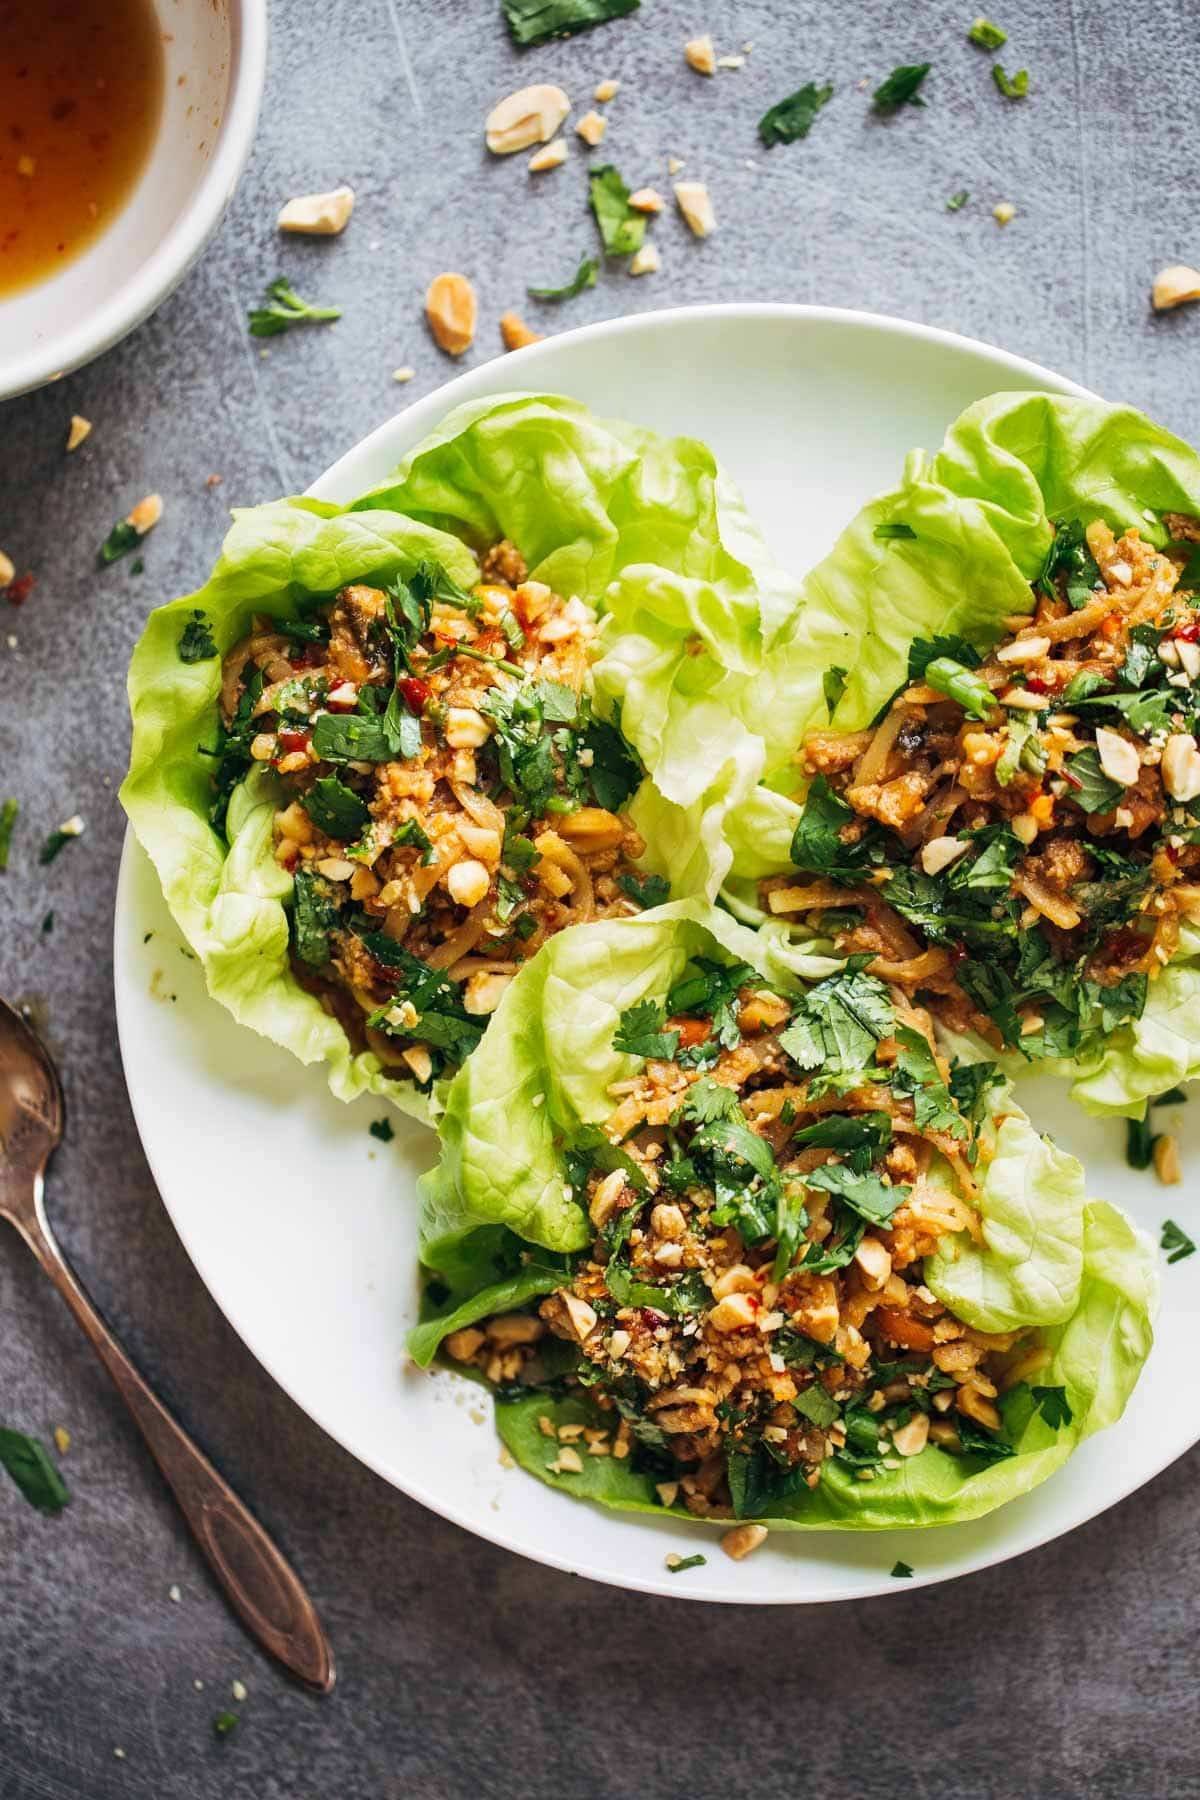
[412, 903, 1155, 1531]
[121, 395, 791, 1120]
[703, 392, 1200, 1115]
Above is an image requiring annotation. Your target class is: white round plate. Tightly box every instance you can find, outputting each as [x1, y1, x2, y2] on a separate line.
[115, 306, 1200, 1602]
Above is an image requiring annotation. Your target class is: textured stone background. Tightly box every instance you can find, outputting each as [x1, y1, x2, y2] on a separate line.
[2, 2, 1199, 1796]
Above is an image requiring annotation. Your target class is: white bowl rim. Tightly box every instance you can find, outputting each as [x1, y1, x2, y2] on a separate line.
[117, 303, 1187, 1608]
[0, 0, 268, 401]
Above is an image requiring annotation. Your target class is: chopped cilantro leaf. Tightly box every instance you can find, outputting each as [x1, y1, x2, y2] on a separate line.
[527, 256, 599, 301]
[1063, 746, 1123, 816]
[502, 0, 638, 47]
[779, 960, 893, 1075]
[789, 775, 883, 882]
[823, 665, 849, 717]
[874, 521, 916, 541]
[291, 868, 339, 968]
[617, 870, 670, 909]
[39, 823, 82, 865]
[99, 518, 140, 566]
[0, 1428, 70, 1514]
[393, 818, 437, 865]
[666, 957, 754, 1048]
[1031, 1385, 1073, 1428]
[946, 189, 970, 211]
[893, 1026, 967, 1137]
[248, 277, 341, 337]
[676, 1077, 743, 1127]
[0, 798, 16, 871]
[758, 81, 834, 148]
[369, 1117, 395, 1143]
[1161, 1218, 1196, 1264]
[301, 775, 370, 840]
[872, 63, 931, 113]
[588, 164, 646, 257]
[178, 610, 218, 663]
[794, 1386, 839, 1428]
[890, 1559, 915, 1578]
[213, 1711, 239, 1739]
[924, 655, 995, 719]
[1036, 519, 1101, 609]
[613, 999, 680, 1061]
[804, 1161, 906, 1226]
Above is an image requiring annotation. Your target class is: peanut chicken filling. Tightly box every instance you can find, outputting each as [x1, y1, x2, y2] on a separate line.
[214, 542, 649, 1085]
[764, 517, 1200, 1058]
[447, 970, 1052, 1515]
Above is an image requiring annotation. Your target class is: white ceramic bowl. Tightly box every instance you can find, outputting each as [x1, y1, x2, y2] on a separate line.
[0, 0, 267, 401]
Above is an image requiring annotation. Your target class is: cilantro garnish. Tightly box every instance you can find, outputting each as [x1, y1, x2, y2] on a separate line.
[0, 1427, 70, 1514]
[617, 870, 670, 909]
[360, 932, 484, 1071]
[588, 165, 646, 257]
[248, 278, 342, 337]
[946, 189, 970, 211]
[778, 959, 893, 1075]
[666, 957, 754, 1048]
[1036, 519, 1101, 609]
[907, 634, 982, 681]
[0, 798, 17, 871]
[1062, 746, 1123, 816]
[1161, 1219, 1196, 1264]
[758, 82, 834, 148]
[822, 666, 849, 716]
[301, 775, 370, 840]
[803, 1161, 906, 1226]
[502, 0, 638, 47]
[890, 1559, 915, 1578]
[99, 518, 140, 566]
[613, 998, 680, 1061]
[177, 610, 218, 663]
[872, 63, 931, 113]
[291, 868, 339, 968]
[527, 256, 599, 301]
[369, 1117, 395, 1143]
[213, 1711, 239, 1739]
[892, 1026, 967, 1137]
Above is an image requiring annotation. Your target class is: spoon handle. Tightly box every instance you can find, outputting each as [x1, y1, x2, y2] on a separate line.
[11, 1200, 335, 1693]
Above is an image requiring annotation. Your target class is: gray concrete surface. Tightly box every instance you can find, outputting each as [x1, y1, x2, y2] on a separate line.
[2, 2, 1199, 1796]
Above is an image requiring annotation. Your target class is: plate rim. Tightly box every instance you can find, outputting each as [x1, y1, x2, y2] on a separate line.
[117, 302, 1186, 1604]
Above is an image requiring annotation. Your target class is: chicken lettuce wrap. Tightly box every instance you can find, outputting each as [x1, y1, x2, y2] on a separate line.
[412, 902, 1154, 1533]
[121, 394, 791, 1120]
[686, 391, 1200, 1119]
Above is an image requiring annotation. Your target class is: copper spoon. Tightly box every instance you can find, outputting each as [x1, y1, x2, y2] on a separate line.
[0, 997, 335, 1693]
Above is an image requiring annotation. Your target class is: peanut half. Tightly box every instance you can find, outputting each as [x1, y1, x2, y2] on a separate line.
[426, 273, 477, 356]
[485, 84, 569, 155]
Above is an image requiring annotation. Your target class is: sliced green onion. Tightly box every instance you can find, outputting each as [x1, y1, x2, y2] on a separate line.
[924, 656, 997, 720]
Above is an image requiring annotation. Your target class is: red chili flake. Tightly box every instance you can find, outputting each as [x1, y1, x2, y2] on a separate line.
[1175, 621, 1200, 643]
[1025, 676, 1049, 694]
[639, 1307, 666, 1328]
[4, 572, 35, 607]
[1060, 767, 1083, 790]
[398, 676, 430, 713]
[277, 727, 311, 754]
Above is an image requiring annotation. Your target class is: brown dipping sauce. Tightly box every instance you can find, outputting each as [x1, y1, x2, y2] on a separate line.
[0, 0, 165, 299]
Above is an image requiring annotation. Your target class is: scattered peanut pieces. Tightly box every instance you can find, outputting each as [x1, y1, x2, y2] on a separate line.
[277, 184, 355, 236]
[674, 180, 716, 238]
[717, 53, 745, 69]
[667, 155, 685, 175]
[425, 273, 477, 356]
[684, 34, 716, 75]
[392, 366, 415, 383]
[500, 311, 542, 351]
[66, 414, 92, 452]
[594, 78, 620, 103]
[205, 473, 223, 487]
[993, 201, 1016, 226]
[1152, 265, 1200, 312]
[629, 187, 663, 213]
[721, 1522, 769, 1561]
[485, 84, 569, 155]
[629, 243, 659, 276]
[0, 551, 14, 589]
[53, 1426, 71, 1456]
[128, 493, 162, 536]
[575, 110, 606, 147]
[1154, 1133, 1182, 1185]
[529, 138, 569, 173]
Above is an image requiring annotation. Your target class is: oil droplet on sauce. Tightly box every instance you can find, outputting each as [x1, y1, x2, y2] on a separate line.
[0, 0, 164, 299]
